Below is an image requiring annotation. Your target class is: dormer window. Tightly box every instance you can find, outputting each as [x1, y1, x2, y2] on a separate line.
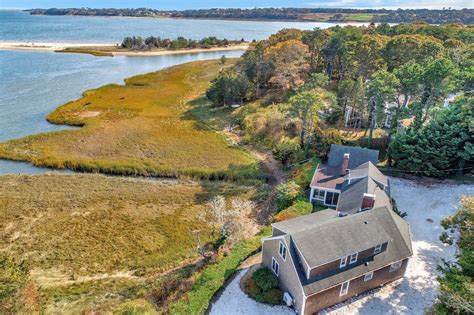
[349, 252, 358, 264]
[279, 241, 287, 261]
[374, 244, 382, 254]
[339, 256, 347, 268]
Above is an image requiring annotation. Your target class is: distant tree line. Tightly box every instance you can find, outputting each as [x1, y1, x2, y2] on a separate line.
[121, 36, 244, 50]
[27, 8, 474, 25]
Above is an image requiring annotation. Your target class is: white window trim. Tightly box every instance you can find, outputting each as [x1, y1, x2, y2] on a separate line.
[374, 244, 382, 254]
[272, 257, 279, 276]
[279, 241, 287, 261]
[389, 260, 402, 272]
[340, 280, 350, 296]
[364, 271, 374, 282]
[349, 252, 358, 264]
[313, 188, 325, 201]
[339, 256, 347, 268]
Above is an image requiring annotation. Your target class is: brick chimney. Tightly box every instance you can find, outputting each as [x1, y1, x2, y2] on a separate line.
[341, 153, 350, 176]
[361, 193, 376, 209]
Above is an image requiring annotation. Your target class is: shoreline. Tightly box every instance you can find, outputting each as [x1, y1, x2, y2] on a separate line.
[0, 41, 249, 56]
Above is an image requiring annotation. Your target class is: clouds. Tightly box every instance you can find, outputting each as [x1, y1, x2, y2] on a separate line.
[305, 0, 472, 9]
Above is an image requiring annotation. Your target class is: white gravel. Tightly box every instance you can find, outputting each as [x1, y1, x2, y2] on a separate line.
[209, 268, 295, 315]
[210, 177, 473, 315]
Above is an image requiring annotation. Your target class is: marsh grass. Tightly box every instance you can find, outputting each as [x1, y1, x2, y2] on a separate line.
[0, 60, 261, 180]
[55, 48, 114, 57]
[0, 173, 258, 312]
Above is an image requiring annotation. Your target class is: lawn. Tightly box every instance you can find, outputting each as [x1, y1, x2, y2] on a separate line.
[0, 60, 260, 180]
[0, 173, 259, 313]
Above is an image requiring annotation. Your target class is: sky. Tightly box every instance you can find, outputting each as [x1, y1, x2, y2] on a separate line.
[1, 0, 472, 10]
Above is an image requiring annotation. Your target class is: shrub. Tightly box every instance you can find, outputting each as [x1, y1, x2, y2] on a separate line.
[436, 196, 474, 313]
[252, 267, 278, 291]
[290, 157, 320, 188]
[276, 181, 303, 210]
[242, 276, 261, 297]
[273, 137, 301, 164]
[439, 232, 453, 245]
[262, 288, 283, 305]
[243, 267, 282, 305]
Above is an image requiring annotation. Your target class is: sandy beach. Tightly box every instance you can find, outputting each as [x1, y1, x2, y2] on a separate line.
[0, 41, 249, 56]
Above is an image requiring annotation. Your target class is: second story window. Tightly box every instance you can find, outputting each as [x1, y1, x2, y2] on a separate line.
[374, 244, 382, 254]
[349, 252, 358, 264]
[340, 256, 347, 268]
[279, 241, 287, 261]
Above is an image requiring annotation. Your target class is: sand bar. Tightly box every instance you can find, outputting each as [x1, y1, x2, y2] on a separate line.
[0, 41, 249, 56]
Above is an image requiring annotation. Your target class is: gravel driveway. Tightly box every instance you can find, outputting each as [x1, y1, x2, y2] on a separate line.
[210, 177, 473, 315]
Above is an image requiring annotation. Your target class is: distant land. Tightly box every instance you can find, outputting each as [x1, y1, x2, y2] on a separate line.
[27, 7, 474, 24]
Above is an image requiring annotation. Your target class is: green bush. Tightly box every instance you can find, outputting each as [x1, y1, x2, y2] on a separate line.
[252, 267, 278, 291]
[276, 181, 303, 210]
[262, 288, 283, 305]
[273, 137, 301, 164]
[243, 267, 282, 305]
[242, 277, 261, 297]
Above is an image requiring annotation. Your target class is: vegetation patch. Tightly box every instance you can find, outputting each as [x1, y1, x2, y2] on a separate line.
[0, 60, 260, 180]
[437, 196, 474, 314]
[55, 48, 113, 57]
[169, 227, 271, 315]
[242, 267, 282, 305]
[0, 173, 258, 312]
[274, 200, 314, 222]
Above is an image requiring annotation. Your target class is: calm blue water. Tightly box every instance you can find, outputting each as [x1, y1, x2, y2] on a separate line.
[0, 10, 369, 174]
[0, 10, 369, 43]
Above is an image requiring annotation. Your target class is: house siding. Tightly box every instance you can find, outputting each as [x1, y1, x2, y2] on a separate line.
[303, 258, 409, 314]
[262, 238, 305, 314]
[308, 243, 388, 279]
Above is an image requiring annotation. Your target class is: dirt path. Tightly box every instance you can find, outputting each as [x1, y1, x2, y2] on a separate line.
[224, 126, 287, 225]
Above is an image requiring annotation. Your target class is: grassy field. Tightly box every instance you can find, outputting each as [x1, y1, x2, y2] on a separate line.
[0, 60, 260, 180]
[0, 173, 259, 313]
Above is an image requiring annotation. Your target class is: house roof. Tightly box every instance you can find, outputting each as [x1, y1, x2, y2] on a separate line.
[336, 174, 391, 214]
[310, 145, 382, 190]
[349, 162, 388, 187]
[327, 144, 379, 170]
[290, 206, 409, 270]
[310, 165, 345, 190]
[278, 206, 413, 296]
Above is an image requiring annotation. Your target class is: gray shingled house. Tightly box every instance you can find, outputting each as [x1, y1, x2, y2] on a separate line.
[261, 145, 413, 314]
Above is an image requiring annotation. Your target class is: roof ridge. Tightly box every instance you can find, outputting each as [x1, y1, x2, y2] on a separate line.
[377, 206, 413, 256]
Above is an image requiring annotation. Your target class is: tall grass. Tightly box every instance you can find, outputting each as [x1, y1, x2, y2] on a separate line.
[0, 173, 259, 312]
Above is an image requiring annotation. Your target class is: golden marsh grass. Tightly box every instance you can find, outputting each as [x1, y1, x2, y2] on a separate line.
[0, 60, 260, 180]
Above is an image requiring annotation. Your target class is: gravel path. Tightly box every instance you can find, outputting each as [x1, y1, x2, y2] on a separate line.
[210, 177, 473, 315]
